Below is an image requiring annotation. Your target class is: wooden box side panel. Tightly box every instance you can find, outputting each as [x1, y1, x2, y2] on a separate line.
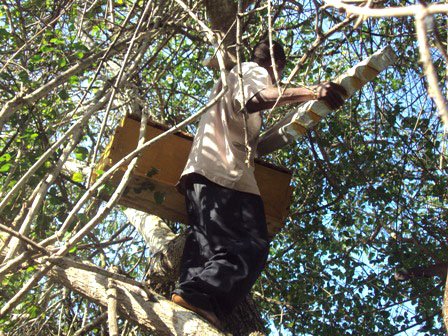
[255, 164, 293, 221]
[109, 117, 191, 185]
[101, 117, 293, 231]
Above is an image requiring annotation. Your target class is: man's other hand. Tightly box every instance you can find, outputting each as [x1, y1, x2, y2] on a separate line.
[315, 82, 347, 110]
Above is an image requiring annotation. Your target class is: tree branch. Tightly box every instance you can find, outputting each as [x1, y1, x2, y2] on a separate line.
[47, 257, 223, 335]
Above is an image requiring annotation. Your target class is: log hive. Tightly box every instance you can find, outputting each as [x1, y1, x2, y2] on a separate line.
[257, 46, 397, 156]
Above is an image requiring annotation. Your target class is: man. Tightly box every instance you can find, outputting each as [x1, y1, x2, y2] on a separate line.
[172, 40, 346, 328]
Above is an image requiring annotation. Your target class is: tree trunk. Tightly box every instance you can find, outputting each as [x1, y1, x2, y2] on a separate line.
[125, 209, 267, 335]
[443, 266, 448, 332]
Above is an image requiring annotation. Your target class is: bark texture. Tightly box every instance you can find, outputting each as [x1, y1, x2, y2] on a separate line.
[394, 262, 448, 281]
[47, 256, 223, 336]
[444, 273, 448, 332]
[203, 0, 254, 70]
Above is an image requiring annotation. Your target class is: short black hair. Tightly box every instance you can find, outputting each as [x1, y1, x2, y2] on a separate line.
[251, 39, 286, 67]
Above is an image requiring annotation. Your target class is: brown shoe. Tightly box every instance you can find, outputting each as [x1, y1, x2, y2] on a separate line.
[171, 294, 222, 329]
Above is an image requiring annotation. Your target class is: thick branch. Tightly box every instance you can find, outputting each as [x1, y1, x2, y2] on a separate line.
[107, 278, 119, 336]
[444, 274, 448, 332]
[415, 8, 448, 132]
[124, 209, 177, 254]
[47, 257, 223, 335]
[395, 262, 448, 281]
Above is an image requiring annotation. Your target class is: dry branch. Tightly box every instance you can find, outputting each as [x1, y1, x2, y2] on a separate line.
[72, 313, 108, 336]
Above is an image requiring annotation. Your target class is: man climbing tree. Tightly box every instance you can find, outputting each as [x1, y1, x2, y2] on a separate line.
[171, 39, 347, 328]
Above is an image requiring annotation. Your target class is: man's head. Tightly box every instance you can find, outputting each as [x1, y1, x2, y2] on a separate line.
[251, 39, 286, 82]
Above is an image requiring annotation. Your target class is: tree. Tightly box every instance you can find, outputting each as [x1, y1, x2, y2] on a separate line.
[0, 0, 447, 335]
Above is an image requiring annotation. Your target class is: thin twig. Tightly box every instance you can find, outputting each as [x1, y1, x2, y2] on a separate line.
[0, 251, 32, 281]
[88, 0, 151, 187]
[72, 313, 108, 336]
[0, 1, 75, 75]
[0, 263, 52, 317]
[236, 0, 251, 167]
[4, 137, 78, 261]
[0, 4, 148, 212]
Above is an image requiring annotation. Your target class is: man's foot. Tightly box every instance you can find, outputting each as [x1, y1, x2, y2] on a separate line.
[171, 294, 222, 329]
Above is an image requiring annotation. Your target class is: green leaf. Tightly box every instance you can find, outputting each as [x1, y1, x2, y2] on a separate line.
[28, 305, 38, 318]
[69, 75, 79, 85]
[75, 51, 84, 59]
[50, 37, 65, 45]
[40, 45, 54, 53]
[0, 28, 10, 40]
[58, 57, 67, 68]
[0, 153, 11, 162]
[18, 70, 30, 83]
[72, 42, 89, 52]
[0, 163, 11, 172]
[58, 89, 70, 101]
[30, 54, 43, 63]
[71, 172, 84, 183]
[74, 146, 89, 161]
[2, 277, 9, 286]
[91, 25, 101, 35]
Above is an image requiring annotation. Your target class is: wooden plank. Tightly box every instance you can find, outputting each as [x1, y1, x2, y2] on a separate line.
[97, 117, 293, 236]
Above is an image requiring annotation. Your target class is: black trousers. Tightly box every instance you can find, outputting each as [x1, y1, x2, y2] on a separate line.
[173, 173, 270, 315]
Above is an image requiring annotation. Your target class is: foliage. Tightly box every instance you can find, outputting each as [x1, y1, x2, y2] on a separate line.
[0, 0, 447, 335]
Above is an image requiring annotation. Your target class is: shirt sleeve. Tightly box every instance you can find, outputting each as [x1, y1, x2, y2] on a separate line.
[230, 64, 270, 113]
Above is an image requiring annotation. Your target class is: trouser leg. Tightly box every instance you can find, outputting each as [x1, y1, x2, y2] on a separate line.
[174, 174, 270, 315]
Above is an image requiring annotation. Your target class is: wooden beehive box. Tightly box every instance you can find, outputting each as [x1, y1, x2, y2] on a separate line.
[96, 116, 293, 236]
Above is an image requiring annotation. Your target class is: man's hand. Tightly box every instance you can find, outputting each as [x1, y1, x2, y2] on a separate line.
[314, 82, 347, 110]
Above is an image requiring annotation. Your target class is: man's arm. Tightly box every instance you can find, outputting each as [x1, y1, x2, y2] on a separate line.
[245, 82, 347, 113]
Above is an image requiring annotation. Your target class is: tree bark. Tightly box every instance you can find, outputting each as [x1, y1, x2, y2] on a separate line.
[394, 262, 448, 281]
[47, 256, 223, 336]
[202, 0, 254, 70]
[444, 272, 448, 332]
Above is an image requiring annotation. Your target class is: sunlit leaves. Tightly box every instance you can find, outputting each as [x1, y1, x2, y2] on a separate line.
[0, 0, 447, 335]
[71, 172, 84, 183]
